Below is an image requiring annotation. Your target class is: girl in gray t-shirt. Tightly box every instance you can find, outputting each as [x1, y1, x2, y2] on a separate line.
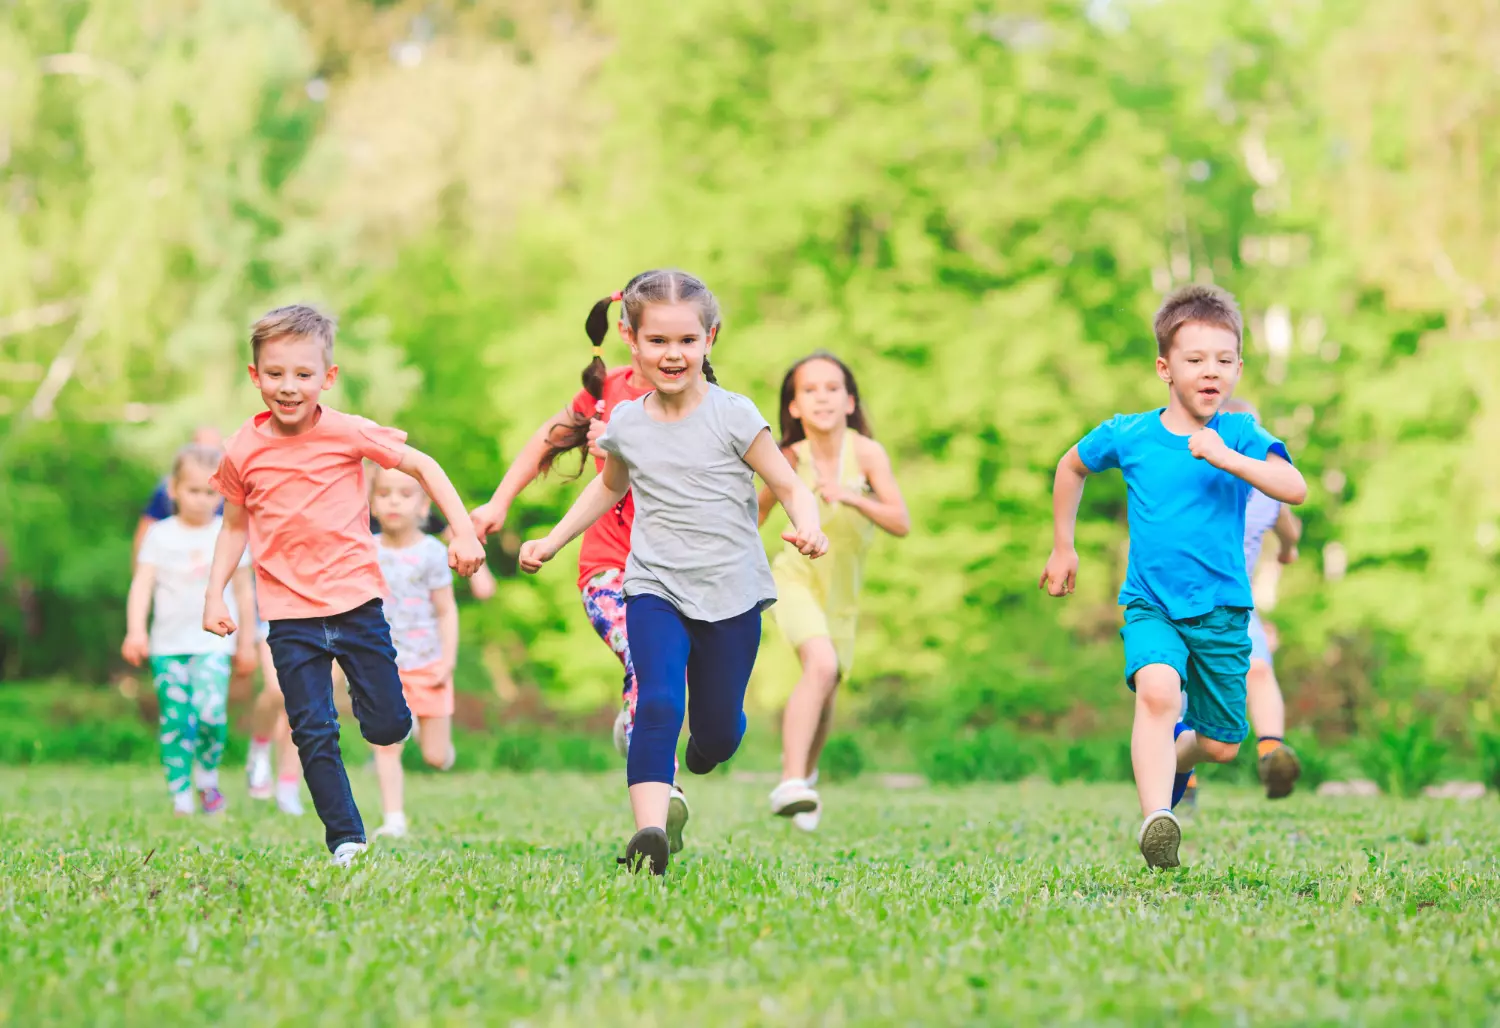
[518, 269, 826, 875]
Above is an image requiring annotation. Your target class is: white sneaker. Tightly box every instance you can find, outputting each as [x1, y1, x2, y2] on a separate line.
[791, 804, 822, 833]
[612, 705, 630, 758]
[332, 841, 367, 867]
[373, 813, 408, 839]
[1138, 809, 1182, 869]
[247, 748, 273, 800]
[172, 791, 197, 816]
[666, 785, 690, 854]
[769, 778, 820, 818]
[276, 782, 305, 817]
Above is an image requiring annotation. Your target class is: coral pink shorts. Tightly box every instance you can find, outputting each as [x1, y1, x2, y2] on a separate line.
[399, 661, 453, 719]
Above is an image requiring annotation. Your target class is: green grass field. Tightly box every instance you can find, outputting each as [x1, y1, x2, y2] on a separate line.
[2, 767, 1498, 1026]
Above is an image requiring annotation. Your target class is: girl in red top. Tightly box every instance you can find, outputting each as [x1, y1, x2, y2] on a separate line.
[471, 270, 689, 853]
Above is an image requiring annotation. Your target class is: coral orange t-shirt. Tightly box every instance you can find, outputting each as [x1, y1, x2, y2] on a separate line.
[571, 366, 651, 590]
[211, 406, 408, 621]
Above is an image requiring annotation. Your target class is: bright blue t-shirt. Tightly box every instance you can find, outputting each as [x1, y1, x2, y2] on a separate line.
[1077, 408, 1291, 621]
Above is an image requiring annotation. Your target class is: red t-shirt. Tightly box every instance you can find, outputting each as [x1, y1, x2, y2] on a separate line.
[571, 366, 651, 589]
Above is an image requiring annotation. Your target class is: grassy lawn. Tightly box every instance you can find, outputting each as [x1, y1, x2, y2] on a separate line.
[1, 766, 1497, 1025]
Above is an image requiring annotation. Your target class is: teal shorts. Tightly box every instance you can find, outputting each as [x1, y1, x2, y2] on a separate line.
[1121, 602, 1251, 744]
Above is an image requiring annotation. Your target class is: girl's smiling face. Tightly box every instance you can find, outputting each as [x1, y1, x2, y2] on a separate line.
[625, 302, 715, 396]
[788, 357, 855, 436]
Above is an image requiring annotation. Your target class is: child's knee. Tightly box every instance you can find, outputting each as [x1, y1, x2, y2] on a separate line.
[801, 644, 840, 689]
[360, 710, 413, 747]
[1199, 736, 1240, 763]
[635, 690, 685, 730]
[1133, 664, 1182, 718]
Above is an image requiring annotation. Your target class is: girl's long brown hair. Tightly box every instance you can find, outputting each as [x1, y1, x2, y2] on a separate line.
[777, 351, 872, 449]
[538, 269, 723, 477]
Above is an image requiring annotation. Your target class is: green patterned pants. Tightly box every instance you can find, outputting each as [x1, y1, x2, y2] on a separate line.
[149, 653, 231, 796]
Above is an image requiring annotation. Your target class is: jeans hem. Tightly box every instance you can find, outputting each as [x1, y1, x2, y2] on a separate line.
[328, 834, 367, 853]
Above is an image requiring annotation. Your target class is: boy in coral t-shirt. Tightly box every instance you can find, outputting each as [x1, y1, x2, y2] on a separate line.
[203, 304, 485, 866]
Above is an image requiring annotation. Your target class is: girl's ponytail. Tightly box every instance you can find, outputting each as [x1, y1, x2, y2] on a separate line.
[538, 290, 623, 477]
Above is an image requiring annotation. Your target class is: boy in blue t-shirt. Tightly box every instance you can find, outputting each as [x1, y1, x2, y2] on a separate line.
[1039, 284, 1307, 869]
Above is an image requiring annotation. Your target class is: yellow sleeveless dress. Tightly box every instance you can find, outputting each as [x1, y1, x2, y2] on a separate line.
[772, 432, 876, 675]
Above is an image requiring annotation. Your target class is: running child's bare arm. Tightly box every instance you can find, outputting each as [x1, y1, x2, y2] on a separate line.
[471, 407, 578, 541]
[744, 430, 828, 559]
[122, 561, 156, 666]
[838, 437, 910, 537]
[1039, 446, 1090, 597]
[1187, 430, 1307, 505]
[1274, 503, 1302, 564]
[431, 583, 459, 682]
[756, 446, 798, 527]
[230, 565, 259, 673]
[518, 454, 632, 574]
[395, 447, 485, 577]
[204, 503, 250, 637]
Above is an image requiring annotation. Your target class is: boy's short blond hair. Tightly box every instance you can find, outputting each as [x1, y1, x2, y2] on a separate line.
[1153, 284, 1243, 357]
[251, 305, 337, 366]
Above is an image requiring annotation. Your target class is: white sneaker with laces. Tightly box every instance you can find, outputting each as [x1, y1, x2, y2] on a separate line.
[793, 769, 821, 831]
[769, 778, 820, 818]
[332, 841, 367, 868]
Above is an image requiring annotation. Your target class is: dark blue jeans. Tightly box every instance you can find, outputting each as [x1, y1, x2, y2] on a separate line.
[624, 594, 762, 786]
[266, 598, 412, 851]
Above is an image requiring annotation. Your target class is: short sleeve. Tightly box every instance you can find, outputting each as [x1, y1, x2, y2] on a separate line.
[1076, 416, 1122, 473]
[570, 386, 600, 419]
[353, 417, 409, 470]
[209, 454, 246, 506]
[598, 409, 625, 457]
[1227, 414, 1292, 465]
[142, 481, 173, 520]
[422, 538, 454, 591]
[137, 522, 165, 567]
[722, 392, 771, 458]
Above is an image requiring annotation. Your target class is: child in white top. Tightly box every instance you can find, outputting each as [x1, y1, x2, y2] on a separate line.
[122, 445, 256, 815]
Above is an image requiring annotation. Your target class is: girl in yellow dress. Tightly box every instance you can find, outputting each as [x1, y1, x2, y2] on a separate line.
[758, 352, 910, 830]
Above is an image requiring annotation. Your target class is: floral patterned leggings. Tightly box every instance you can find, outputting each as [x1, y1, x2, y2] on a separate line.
[581, 569, 637, 742]
[149, 652, 231, 796]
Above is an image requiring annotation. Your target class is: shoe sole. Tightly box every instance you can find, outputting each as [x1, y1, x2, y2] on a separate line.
[623, 828, 670, 876]
[666, 795, 689, 855]
[1262, 746, 1302, 800]
[1139, 816, 1182, 869]
[773, 798, 819, 818]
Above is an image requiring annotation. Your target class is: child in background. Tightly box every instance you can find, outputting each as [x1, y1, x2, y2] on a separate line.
[122, 444, 258, 815]
[1224, 397, 1305, 798]
[369, 466, 459, 839]
[471, 270, 689, 851]
[202, 304, 485, 866]
[1039, 284, 1306, 869]
[518, 270, 827, 875]
[758, 352, 909, 830]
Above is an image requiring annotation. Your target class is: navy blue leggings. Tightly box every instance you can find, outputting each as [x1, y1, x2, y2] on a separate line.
[624, 594, 762, 786]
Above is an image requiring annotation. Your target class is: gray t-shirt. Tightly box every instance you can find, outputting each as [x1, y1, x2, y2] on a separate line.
[376, 534, 453, 669]
[599, 385, 777, 622]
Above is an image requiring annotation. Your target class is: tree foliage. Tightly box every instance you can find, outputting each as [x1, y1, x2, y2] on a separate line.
[2, 0, 1496, 735]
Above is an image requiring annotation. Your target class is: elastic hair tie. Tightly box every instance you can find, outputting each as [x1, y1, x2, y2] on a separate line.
[610, 291, 623, 302]
[592, 344, 604, 357]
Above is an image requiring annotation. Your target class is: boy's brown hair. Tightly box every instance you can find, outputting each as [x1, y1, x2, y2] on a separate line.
[251, 305, 337, 366]
[1152, 284, 1243, 357]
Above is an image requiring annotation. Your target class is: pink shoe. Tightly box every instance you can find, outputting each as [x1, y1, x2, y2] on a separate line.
[198, 787, 227, 815]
